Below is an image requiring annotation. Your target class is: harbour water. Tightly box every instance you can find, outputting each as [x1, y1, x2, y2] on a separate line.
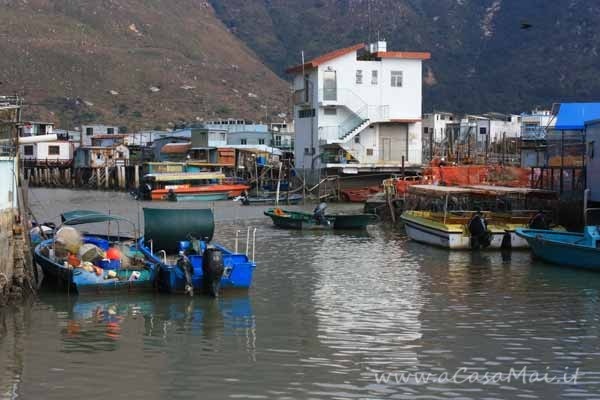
[2, 189, 600, 399]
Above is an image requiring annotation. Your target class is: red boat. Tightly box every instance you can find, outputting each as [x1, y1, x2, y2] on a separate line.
[143, 172, 249, 201]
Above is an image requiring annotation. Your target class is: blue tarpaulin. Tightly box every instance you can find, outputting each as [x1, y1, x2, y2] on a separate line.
[554, 103, 600, 130]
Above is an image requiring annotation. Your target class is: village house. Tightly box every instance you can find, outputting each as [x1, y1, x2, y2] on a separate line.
[422, 111, 456, 162]
[520, 109, 556, 167]
[270, 121, 295, 151]
[20, 121, 54, 137]
[287, 40, 430, 178]
[21, 141, 74, 166]
[75, 144, 130, 168]
[81, 124, 120, 146]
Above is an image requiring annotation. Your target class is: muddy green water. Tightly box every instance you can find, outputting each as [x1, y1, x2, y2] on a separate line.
[1, 189, 600, 399]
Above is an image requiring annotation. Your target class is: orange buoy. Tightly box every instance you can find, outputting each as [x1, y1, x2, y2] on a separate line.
[67, 254, 81, 267]
[106, 246, 121, 260]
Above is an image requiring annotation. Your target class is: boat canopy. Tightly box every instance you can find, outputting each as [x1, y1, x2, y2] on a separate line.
[144, 172, 226, 182]
[408, 185, 475, 196]
[464, 185, 558, 198]
[61, 210, 133, 225]
[143, 208, 214, 253]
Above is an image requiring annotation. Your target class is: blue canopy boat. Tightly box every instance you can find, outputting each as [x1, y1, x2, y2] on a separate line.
[33, 210, 156, 294]
[138, 208, 256, 297]
[515, 226, 600, 270]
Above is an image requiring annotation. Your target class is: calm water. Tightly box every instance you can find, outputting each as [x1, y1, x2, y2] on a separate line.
[2, 189, 600, 399]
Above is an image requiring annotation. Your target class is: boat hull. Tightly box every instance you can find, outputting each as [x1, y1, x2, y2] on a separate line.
[403, 219, 506, 249]
[516, 228, 600, 270]
[34, 239, 156, 294]
[150, 184, 249, 200]
[264, 209, 376, 230]
[139, 239, 255, 294]
[175, 192, 228, 201]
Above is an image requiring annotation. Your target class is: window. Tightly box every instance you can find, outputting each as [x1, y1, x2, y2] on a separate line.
[354, 135, 360, 144]
[479, 127, 487, 135]
[305, 147, 310, 155]
[366, 148, 374, 156]
[48, 145, 60, 155]
[391, 71, 403, 87]
[24, 145, 34, 156]
[589, 141, 595, 159]
[118, 152, 124, 158]
[107, 128, 115, 134]
[324, 107, 337, 116]
[258, 138, 265, 145]
[299, 108, 316, 118]
[371, 70, 378, 85]
[423, 127, 429, 134]
[356, 70, 363, 84]
[86, 127, 93, 136]
[96, 153, 102, 160]
[241, 139, 247, 145]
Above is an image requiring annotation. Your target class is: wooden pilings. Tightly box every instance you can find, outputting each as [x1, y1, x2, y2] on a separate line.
[24, 165, 143, 191]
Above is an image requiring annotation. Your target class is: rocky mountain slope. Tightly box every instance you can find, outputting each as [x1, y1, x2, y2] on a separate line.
[0, 0, 289, 129]
[210, 0, 600, 114]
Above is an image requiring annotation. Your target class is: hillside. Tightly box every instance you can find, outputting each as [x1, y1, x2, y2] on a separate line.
[0, 0, 289, 130]
[209, 0, 600, 114]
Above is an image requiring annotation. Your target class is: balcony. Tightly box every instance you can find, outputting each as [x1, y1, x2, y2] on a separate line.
[521, 126, 547, 140]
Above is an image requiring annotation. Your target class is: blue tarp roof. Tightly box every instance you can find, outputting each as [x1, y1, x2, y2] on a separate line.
[555, 103, 600, 130]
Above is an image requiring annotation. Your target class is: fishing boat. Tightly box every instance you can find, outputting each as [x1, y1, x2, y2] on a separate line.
[138, 208, 256, 297]
[400, 184, 561, 250]
[33, 210, 156, 294]
[264, 207, 378, 230]
[401, 210, 510, 249]
[138, 171, 249, 201]
[515, 226, 600, 270]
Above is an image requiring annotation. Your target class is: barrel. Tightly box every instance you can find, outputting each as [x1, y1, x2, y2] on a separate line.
[143, 208, 215, 253]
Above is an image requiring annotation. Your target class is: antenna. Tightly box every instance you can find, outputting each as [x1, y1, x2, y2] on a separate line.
[368, 0, 372, 43]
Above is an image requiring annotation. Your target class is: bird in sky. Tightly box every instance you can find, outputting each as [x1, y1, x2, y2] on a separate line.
[520, 22, 533, 30]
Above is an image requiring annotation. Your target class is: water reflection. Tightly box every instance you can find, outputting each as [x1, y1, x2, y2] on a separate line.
[38, 292, 256, 354]
[309, 230, 424, 381]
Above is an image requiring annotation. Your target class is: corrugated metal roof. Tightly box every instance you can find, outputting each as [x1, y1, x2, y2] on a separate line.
[554, 103, 600, 130]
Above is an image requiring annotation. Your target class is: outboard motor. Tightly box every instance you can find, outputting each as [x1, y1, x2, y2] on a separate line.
[202, 248, 224, 297]
[176, 251, 194, 296]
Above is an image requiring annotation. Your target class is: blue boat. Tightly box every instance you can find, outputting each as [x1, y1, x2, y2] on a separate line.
[515, 226, 600, 270]
[138, 208, 256, 296]
[33, 210, 157, 294]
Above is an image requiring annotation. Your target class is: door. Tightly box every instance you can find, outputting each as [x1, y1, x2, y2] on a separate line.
[379, 124, 408, 161]
[379, 137, 392, 161]
[323, 70, 337, 101]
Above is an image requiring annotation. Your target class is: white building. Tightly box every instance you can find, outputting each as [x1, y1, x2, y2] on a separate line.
[270, 121, 294, 150]
[21, 121, 54, 137]
[287, 41, 430, 174]
[520, 109, 555, 140]
[423, 112, 456, 144]
[21, 141, 74, 165]
[81, 124, 120, 146]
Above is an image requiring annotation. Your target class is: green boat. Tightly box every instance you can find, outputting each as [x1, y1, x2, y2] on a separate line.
[264, 208, 378, 230]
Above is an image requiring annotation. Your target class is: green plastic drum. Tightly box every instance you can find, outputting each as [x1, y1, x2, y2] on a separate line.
[143, 208, 215, 253]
